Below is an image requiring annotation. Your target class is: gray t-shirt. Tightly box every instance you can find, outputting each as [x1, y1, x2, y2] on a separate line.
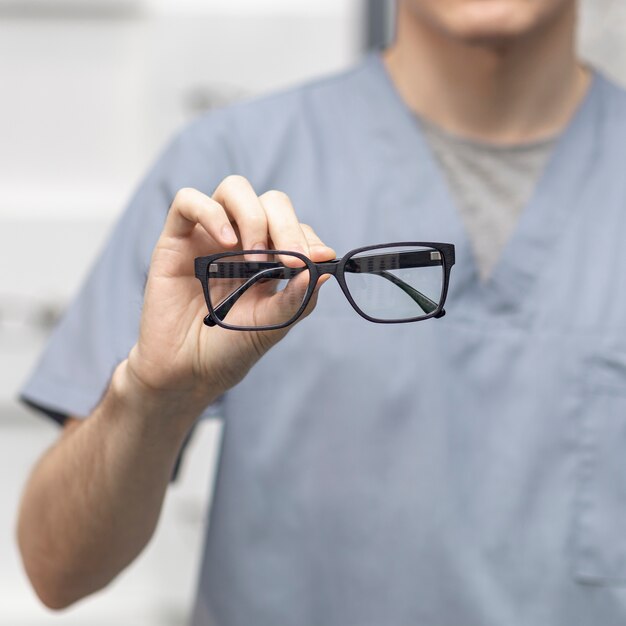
[20, 54, 626, 626]
[420, 118, 557, 281]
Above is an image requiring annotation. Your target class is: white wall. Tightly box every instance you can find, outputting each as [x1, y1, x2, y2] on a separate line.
[0, 1, 363, 222]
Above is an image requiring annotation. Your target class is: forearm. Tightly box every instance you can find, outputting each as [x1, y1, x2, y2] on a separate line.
[17, 360, 211, 610]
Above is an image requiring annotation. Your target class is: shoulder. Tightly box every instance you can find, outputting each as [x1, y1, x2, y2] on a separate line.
[192, 55, 374, 137]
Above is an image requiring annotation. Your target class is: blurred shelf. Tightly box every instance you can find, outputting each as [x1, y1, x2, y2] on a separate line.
[0, 1, 144, 19]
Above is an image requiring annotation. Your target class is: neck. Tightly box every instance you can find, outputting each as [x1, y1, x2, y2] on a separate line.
[383, 3, 590, 144]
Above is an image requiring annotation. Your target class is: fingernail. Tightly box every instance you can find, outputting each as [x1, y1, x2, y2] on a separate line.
[252, 242, 267, 251]
[221, 223, 238, 245]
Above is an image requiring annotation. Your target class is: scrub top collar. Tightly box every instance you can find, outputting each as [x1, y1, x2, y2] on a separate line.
[366, 51, 603, 326]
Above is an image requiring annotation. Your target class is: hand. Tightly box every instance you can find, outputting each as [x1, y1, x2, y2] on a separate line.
[125, 176, 336, 412]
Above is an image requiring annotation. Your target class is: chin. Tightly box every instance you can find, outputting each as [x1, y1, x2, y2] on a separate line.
[403, 0, 574, 45]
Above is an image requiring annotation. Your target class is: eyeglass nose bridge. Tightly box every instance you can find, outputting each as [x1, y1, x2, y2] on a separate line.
[314, 259, 342, 276]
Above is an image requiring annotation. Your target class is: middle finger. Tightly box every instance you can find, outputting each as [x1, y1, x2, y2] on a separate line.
[212, 175, 268, 257]
[259, 189, 310, 267]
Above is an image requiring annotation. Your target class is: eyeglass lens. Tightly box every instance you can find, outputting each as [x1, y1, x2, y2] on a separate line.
[207, 252, 312, 328]
[343, 245, 444, 321]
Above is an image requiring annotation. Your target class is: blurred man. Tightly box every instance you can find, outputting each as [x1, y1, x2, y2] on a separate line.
[18, 1, 626, 624]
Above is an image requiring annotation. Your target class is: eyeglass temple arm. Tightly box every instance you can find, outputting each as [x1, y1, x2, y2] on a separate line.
[374, 269, 440, 315]
[204, 263, 306, 326]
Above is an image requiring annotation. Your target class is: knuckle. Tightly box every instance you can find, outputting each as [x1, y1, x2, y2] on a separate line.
[220, 174, 249, 191]
[262, 189, 291, 205]
[173, 187, 196, 206]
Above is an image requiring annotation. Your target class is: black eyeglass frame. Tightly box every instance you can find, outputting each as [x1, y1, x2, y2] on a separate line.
[194, 241, 456, 331]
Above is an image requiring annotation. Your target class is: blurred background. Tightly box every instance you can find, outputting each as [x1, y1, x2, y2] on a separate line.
[0, 0, 625, 624]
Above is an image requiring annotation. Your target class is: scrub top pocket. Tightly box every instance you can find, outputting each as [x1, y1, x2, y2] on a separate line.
[572, 345, 626, 584]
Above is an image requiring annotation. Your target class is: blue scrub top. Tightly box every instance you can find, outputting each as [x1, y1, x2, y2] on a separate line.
[21, 53, 626, 626]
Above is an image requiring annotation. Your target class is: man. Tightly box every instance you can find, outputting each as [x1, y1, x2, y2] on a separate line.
[17, 1, 626, 624]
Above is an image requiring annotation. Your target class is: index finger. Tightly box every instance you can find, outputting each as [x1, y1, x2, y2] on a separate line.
[163, 187, 238, 246]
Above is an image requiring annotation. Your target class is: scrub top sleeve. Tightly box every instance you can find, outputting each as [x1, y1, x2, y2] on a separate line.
[19, 118, 231, 426]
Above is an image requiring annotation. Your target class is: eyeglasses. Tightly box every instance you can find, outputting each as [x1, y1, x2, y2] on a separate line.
[194, 241, 455, 331]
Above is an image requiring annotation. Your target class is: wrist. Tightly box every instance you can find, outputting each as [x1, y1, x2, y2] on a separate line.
[110, 358, 212, 439]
